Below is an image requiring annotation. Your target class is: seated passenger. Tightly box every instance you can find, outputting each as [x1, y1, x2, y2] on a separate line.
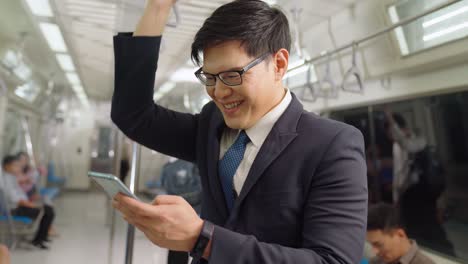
[1, 155, 55, 249]
[0, 244, 10, 264]
[366, 203, 435, 264]
[15, 152, 41, 200]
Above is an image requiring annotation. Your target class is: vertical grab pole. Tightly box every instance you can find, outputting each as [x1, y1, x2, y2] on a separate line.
[108, 130, 123, 264]
[368, 105, 381, 202]
[124, 142, 141, 264]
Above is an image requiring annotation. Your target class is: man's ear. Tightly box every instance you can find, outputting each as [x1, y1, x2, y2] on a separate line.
[273, 49, 289, 82]
[395, 228, 407, 238]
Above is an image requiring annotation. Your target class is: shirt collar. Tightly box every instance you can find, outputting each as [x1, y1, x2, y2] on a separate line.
[398, 240, 419, 264]
[246, 89, 292, 147]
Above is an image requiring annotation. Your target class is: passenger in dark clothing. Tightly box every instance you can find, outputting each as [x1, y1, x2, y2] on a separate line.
[1, 156, 55, 249]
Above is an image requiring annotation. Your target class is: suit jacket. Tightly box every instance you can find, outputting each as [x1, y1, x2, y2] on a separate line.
[111, 33, 368, 264]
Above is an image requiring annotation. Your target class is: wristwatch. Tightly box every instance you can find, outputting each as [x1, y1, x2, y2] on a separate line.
[190, 220, 214, 261]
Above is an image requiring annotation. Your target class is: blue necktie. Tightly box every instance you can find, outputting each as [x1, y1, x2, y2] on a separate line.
[218, 130, 250, 212]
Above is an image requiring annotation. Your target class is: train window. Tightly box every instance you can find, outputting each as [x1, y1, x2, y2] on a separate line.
[388, 0, 468, 55]
[330, 91, 468, 262]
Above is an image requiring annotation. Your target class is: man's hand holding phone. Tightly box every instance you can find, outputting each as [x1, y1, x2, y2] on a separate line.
[112, 193, 204, 252]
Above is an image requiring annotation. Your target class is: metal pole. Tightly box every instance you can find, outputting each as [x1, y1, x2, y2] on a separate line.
[21, 117, 36, 168]
[367, 106, 381, 202]
[124, 142, 141, 264]
[107, 130, 123, 264]
[289, 0, 462, 71]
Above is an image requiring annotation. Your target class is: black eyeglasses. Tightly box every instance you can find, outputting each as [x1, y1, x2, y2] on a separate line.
[194, 53, 270, 87]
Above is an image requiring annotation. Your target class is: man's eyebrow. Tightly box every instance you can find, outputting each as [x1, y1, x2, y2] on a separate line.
[202, 66, 243, 75]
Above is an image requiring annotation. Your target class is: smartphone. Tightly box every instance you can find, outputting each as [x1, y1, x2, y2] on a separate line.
[88, 171, 139, 200]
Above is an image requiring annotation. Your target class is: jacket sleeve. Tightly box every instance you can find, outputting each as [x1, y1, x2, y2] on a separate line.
[111, 33, 198, 162]
[207, 126, 368, 264]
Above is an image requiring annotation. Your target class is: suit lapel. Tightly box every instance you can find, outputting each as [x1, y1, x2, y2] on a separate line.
[228, 94, 304, 224]
[206, 107, 229, 220]
[229, 130, 297, 220]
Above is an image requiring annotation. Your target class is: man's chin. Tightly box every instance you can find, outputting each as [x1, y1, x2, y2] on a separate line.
[223, 116, 245, 130]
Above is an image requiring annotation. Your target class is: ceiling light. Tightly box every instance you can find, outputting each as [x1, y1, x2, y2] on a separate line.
[13, 63, 32, 81]
[423, 21, 468, 41]
[15, 80, 40, 102]
[388, 6, 409, 55]
[72, 84, 84, 94]
[39, 22, 68, 52]
[56, 54, 75, 72]
[25, 0, 53, 17]
[2, 50, 19, 68]
[388, 6, 399, 24]
[66, 72, 81, 85]
[423, 6, 468, 28]
[159, 81, 176, 94]
[263, 0, 277, 5]
[153, 92, 164, 101]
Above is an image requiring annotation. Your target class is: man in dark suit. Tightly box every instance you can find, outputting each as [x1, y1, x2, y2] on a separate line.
[111, 0, 367, 263]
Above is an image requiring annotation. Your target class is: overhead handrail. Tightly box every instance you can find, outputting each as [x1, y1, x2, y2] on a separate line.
[319, 53, 339, 97]
[287, 0, 462, 71]
[380, 75, 392, 90]
[290, 7, 303, 58]
[299, 64, 316, 103]
[341, 42, 364, 93]
[21, 117, 36, 168]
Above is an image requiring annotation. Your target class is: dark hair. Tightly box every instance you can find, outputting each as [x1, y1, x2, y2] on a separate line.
[191, 0, 291, 66]
[2, 155, 18, 168]
[367, 203, 403, 232]
[392, 113, 407, 129]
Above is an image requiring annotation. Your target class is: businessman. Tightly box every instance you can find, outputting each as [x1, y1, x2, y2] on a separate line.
[111, 0, 368, 263]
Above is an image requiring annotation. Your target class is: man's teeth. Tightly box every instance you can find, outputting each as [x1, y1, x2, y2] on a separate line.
[224, 102, 242, 109]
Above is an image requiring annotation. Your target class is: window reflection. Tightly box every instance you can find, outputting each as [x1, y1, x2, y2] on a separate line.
[330, 91, 468, 262]
[388, 0, 468, 55]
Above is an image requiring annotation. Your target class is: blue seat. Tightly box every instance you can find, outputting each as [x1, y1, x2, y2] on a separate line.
[0, 215, 33, 225]
[40, 187, 60, 200]
[145, 180, 160, 189]
[360, 259, 369, 264]
[47, 161, 66, 185]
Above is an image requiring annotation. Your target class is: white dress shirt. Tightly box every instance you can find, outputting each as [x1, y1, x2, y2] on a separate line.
[0, 171, 28, 210]
[219, 89, 292, 194]
[391, 124, 426, 203]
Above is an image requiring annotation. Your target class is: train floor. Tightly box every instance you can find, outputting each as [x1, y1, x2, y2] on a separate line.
[11, 192, 169, 264]
[9, 191, 467, 264]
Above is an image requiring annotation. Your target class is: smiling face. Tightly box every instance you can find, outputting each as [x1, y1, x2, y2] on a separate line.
[202, 41, 288, 129]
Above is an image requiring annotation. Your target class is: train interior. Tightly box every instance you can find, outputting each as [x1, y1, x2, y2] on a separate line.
[0, 0, 467, 263]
